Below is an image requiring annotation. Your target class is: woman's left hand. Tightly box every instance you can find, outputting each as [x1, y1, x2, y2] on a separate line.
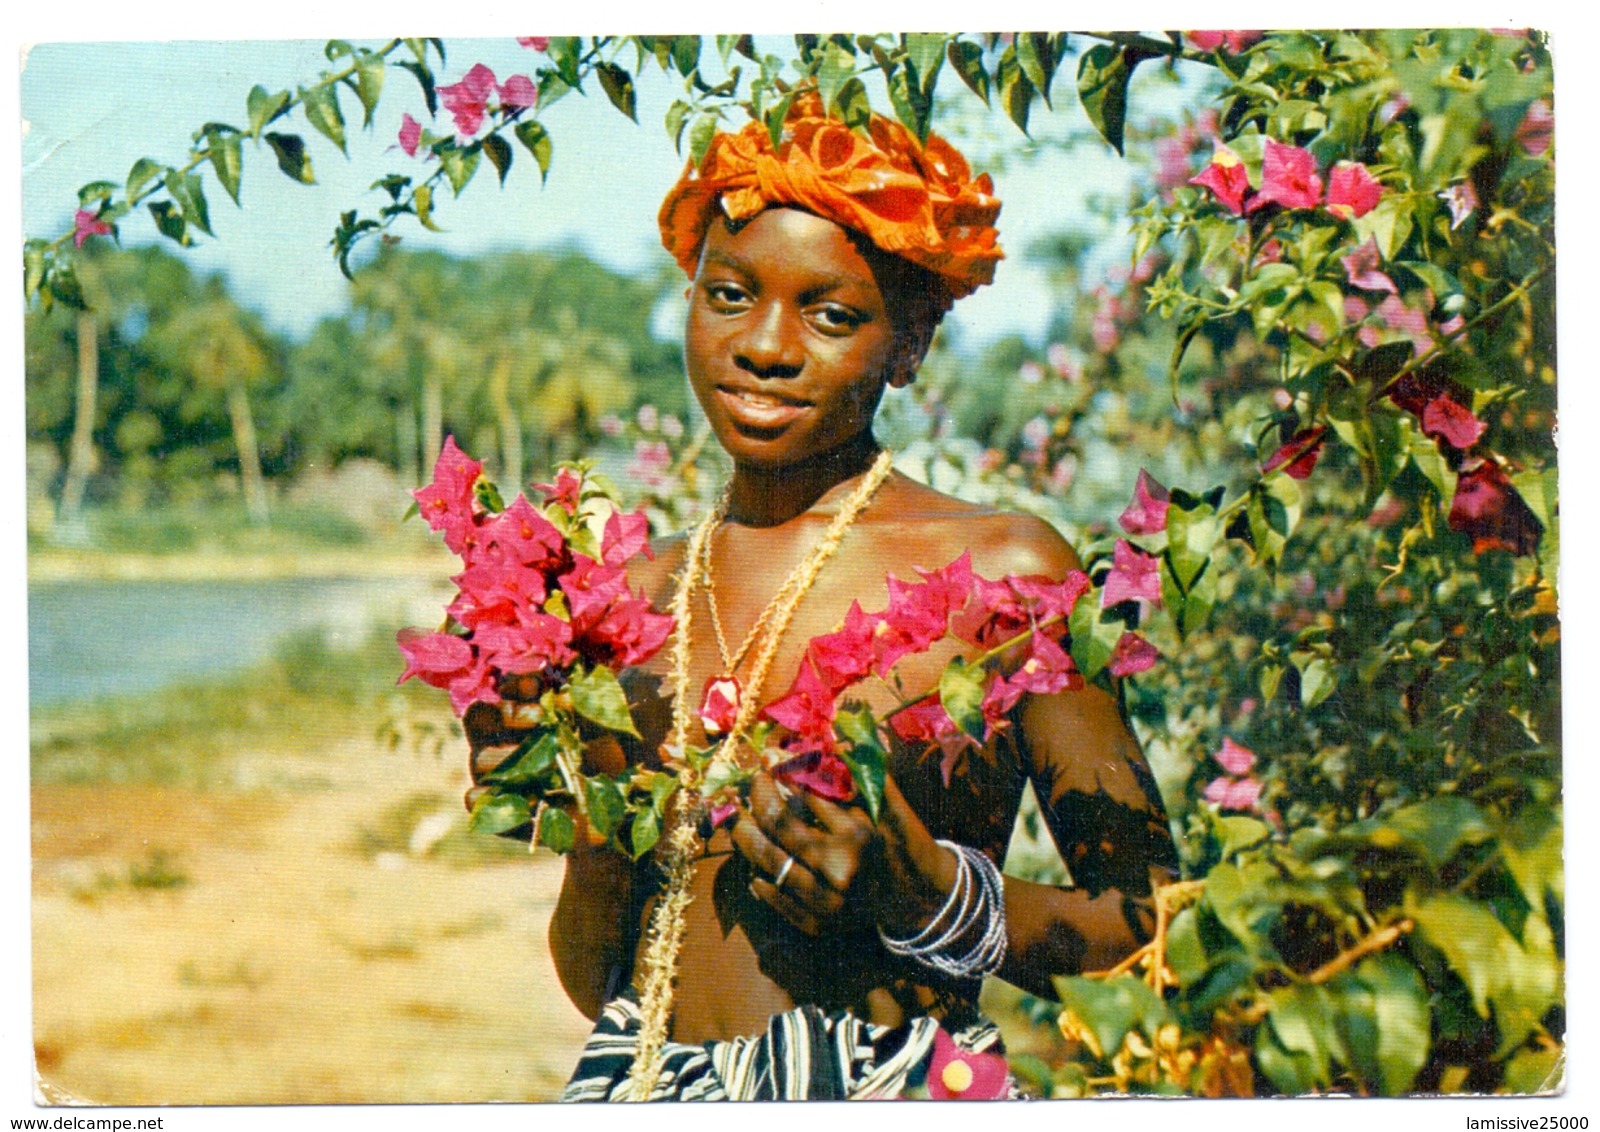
[731, 771, 956, 938]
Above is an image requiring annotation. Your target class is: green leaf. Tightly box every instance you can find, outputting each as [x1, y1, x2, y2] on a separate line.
[569, 665, 640, 737]
[76, 181, 118, 206]
[628, 805, 660, 859]
[514, 120, 553, 184]
[299, 82, 347, 153]
[1348, 795, 1493, 870]
[1214, 815, 1271, 859]
[1076, 44, 1133, 154]
[834, 706, 886, 822]
[23, 241, 47, 301]
[937, 657, 987, 742]
[264, 132, 316, 183]
[147, 200, 190, 246]
[833, 76, 872, 131]
[1067, 592, 1123, 681]
[246, 85, 292, 136]
[352, 51, 385, 126]
[583, 775, 627, 840]
[1353, 953, 1431, 1095]
[126, 157, 165, 201]
[946, 39, 990, 105]
[482, 729, 559, 787]
[997, 48, 1034, 134]
[482, 133, 513, 185]
[1164, 493, 1218, 591]
[472, 476, 505, 513]
[669, 36, 701, 78]
[469, 790, 530, 835]
[1497, 801, 1562, 911]
[688, 112, 719, 167]
[164, 169, 213, 236]
[1409, 891, 1560, 1047]
[203, 126, 244, 205]
[1015, 33, 1060, 108]
[1503, 1045, 1563, 1095]
[903, 34, 946, 94]
[1259, 984, 1345, 1092]
[1164, 907, 1207, 985]
[538, 805, 576, 853]
[818, 40, 856, 114]
[1292, 651, 1337, 709]
[595, 62, 638, 122]
[414, 183, 441, 231]
[438, 144, 480, 196]
[397, 60, 438, 117]
[1052, 975, 1169, 1060]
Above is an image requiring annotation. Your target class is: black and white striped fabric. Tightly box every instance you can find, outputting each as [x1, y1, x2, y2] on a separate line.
[561, 992, 1009, 1101]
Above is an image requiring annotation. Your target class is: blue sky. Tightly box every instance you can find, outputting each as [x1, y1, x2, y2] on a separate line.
[20, 36, 1175, 350]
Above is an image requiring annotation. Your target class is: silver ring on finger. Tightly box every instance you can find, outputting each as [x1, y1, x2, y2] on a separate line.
[774, 854, 796, 891]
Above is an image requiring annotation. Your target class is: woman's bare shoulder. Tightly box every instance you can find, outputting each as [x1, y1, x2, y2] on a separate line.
[627, 530, 690, 600]
[875, 475, 1082, 581]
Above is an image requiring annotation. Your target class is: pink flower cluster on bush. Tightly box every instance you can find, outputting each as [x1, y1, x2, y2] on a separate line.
[1190, 138, 1383, 221]
[397, 437, 672, 713]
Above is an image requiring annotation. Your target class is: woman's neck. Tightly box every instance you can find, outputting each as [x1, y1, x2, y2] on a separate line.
[723, 431, 884, 528]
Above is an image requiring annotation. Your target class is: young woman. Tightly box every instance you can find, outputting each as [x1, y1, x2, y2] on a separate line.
[466, 92, 1178, 1101]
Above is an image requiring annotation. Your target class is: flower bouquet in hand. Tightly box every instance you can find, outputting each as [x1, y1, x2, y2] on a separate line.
[397, 437, 676, 857]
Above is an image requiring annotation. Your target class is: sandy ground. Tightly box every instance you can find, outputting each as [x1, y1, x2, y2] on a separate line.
[30, 728, 596, 1105]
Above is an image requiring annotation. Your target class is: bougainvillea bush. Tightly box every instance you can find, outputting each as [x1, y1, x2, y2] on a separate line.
[30, 29, 1558, 1097]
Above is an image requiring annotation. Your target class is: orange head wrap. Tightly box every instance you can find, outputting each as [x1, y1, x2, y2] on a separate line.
[658, 91, 1003, 302]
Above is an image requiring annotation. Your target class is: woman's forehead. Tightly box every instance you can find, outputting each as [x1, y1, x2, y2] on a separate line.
[699, 208, 882, 291]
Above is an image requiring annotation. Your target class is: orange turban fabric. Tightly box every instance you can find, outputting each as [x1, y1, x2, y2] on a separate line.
[658, 92, 1003, 300]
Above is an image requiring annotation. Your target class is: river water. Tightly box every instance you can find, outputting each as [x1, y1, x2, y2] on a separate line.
[27, 576, 452, 707]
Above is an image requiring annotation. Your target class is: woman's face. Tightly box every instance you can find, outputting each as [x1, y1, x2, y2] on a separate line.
[684, 208, 903, 470]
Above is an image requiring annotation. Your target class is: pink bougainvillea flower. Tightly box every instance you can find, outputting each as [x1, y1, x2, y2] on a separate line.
[1324, 161, 1383, 220]
[891, 694, 959, 746]
[1248, 138, 1323, 213]
[1102, 540, 1163, 609]
[600, 508, 653, 567]
[473, 612, 577, 675]
[533, 467, 583, 513]
[981, 670, 1026, 731]
[1341, 235, 1397, 294]
[581, 594, 674, 669]
[480, 493, 564, 568]
[498, 73, 538, 111]
[1204, 774, 1263, 811]
[1262, 425, 1328, 480]
[1448, 459, 1543, 556]
[1516, 99, 1553, 156]
[72, 208, 113, 249]
[1108, 632, 1160, 677]
[1189, 142, 1250, 215]
[438, 62, 500, 139]
[926, 1028, 1011, 1100]
[1186, 30, 1263, 54]
[806, 601, 879, 694]
[1118, 469, 1171, 535]
[871, 574, 954, 675]
[1004, 632, 1081, 696]
[772, 748, 855, 802]
[762, 658, 838, 746]
[698, 675, 741, 737]
[396, 627, 474, 687]
[1439, 182, 1478, 230]
[398, 112, 422, 157]
[626, 439, 672, 489]
[1420, 393, 1487, 450]
[1375, 293, 1436, 356]
[517, 36, 551, 51]
[558, 553, 631, 629]
[1215, 737, 1256, 775]
[413, 435, 483, 540]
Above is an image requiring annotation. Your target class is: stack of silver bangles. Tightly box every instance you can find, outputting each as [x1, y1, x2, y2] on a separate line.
[878, 839, 1007, 979]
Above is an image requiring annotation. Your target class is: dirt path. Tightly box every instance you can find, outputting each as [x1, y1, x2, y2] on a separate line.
[31, 729, 595, 1105]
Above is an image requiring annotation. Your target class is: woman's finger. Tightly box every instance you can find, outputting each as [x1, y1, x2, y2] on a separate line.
[749, 877, 822, 937]
[730, 811, 845, 920]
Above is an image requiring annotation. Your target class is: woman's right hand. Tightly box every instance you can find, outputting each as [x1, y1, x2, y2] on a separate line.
[462, 674, 629, 839]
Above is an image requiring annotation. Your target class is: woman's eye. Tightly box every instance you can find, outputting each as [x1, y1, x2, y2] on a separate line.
[704, 283, 750, 309]
[810, 305, 864, 333]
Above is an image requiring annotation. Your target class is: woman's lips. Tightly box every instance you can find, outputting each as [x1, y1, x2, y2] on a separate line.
[715, 385, 810, 431]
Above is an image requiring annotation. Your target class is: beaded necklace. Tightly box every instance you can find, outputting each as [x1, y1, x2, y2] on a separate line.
[625, 448, 895, 1099]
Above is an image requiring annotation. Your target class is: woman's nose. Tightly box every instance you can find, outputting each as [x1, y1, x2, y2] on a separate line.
[734, 301, 804, 379]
